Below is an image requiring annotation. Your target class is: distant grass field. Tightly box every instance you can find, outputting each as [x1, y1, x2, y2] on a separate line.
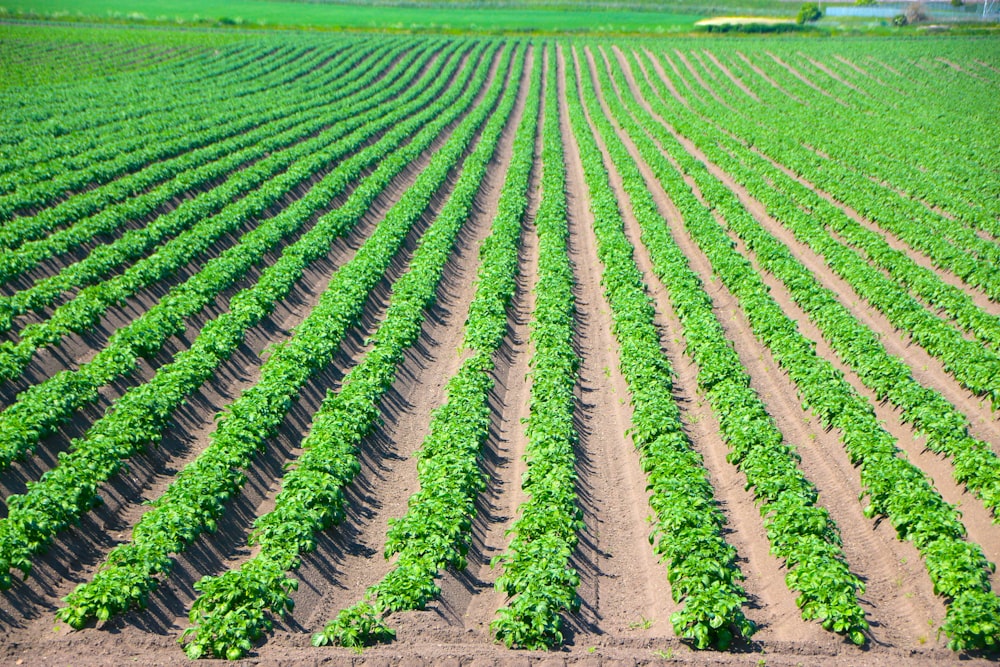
[1, 0, 717, 33]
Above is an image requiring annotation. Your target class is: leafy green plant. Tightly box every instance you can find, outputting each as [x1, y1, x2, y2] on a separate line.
[311, 602, 394, 652]
[0, 42, 449, 471]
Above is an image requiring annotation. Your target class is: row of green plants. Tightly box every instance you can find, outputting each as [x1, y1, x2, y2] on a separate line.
[0, 42, 449, 385]
[0, 35, 204, 92]
[564, 46, 754, 651]
[707, 136, 1000, 515]
[0, 42, 353, 200]
[1, 41, 280, 151]
[590, 45, 869, 644]
[53, 42, 512, 633]
[488, 47, 583, 652]
[714, 47, 1000, 241]
[624, 48, 1000, 517]
[0, 35, 208, 111]
[314, 43, 539, 653]
[0, 41, 404, 293]
[662, 48, 1000, 352]
[0, 42, 397, 252]
[688, 46, 998, 234]
[0, 43, 344, 196]
[186, 43, 528, 661]
[0, 41, 464, 472]
[2, 41, 288, 145]
[0, 45, 347, 224]
[622, 49, 1000, 652]
[0, 40, 494, 592]
[663, 49, 1000, 301]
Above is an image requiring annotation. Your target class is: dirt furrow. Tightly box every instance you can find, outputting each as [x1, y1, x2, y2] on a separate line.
[0, 47, 442, 371]
[0, 48, 477, 484]
[617, 43, 1000, 559]
[765, 51, 849, 107]
[638, 47, 689, 107]
[0, 143, 278, 303]
[936, 58, 985, 80]
[859, 174, 981, 235]
[798, 53, 868, 96]
[973, 58, 1000, 75]
[832, 55, 886, 84]
[619, 60, 1000, 441]
[816, 52, 910, 99]
[866, 56, 906, 78]
[673, 49, 734, 111]
[562, 45, 674, 643]
[620, 48, 1000, 331]
[725, 226, 1000, 588]
[741, 174, 1000, 442]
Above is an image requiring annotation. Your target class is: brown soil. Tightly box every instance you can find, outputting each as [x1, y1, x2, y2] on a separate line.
[296, 42, 531, 638]
[603, 44, 937, 642]
[829, 55, 911, 99]
[603, 43, 999, 661]
[831, 55, 878, 81]
[639, 47, 689, 108]
[627, 52, 1000, 429]
[973, 59, 1000, 76]
[866, 57, 906, 78]
[618, 44, 1000, 456]
[936, 58, 986, 80]
[0, 47, 481, 494]
[652, 54, 997, 317]
[659, 49, 707, 106]
[0, 47, 414, 305]
[0, 40, 506, 651]
[585, 44, 817, 644]
[457, 68, 540, 634]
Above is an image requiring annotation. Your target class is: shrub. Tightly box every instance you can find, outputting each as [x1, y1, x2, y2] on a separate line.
[796, 2, 823, 23]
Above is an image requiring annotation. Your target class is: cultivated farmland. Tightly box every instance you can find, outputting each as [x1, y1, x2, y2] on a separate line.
[0, 27, 999, 665]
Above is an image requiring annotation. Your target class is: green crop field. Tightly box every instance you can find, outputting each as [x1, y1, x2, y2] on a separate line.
[5, 0, 997, 33]
[0, 14, 998, 667]
[3, 0, 708, 32]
